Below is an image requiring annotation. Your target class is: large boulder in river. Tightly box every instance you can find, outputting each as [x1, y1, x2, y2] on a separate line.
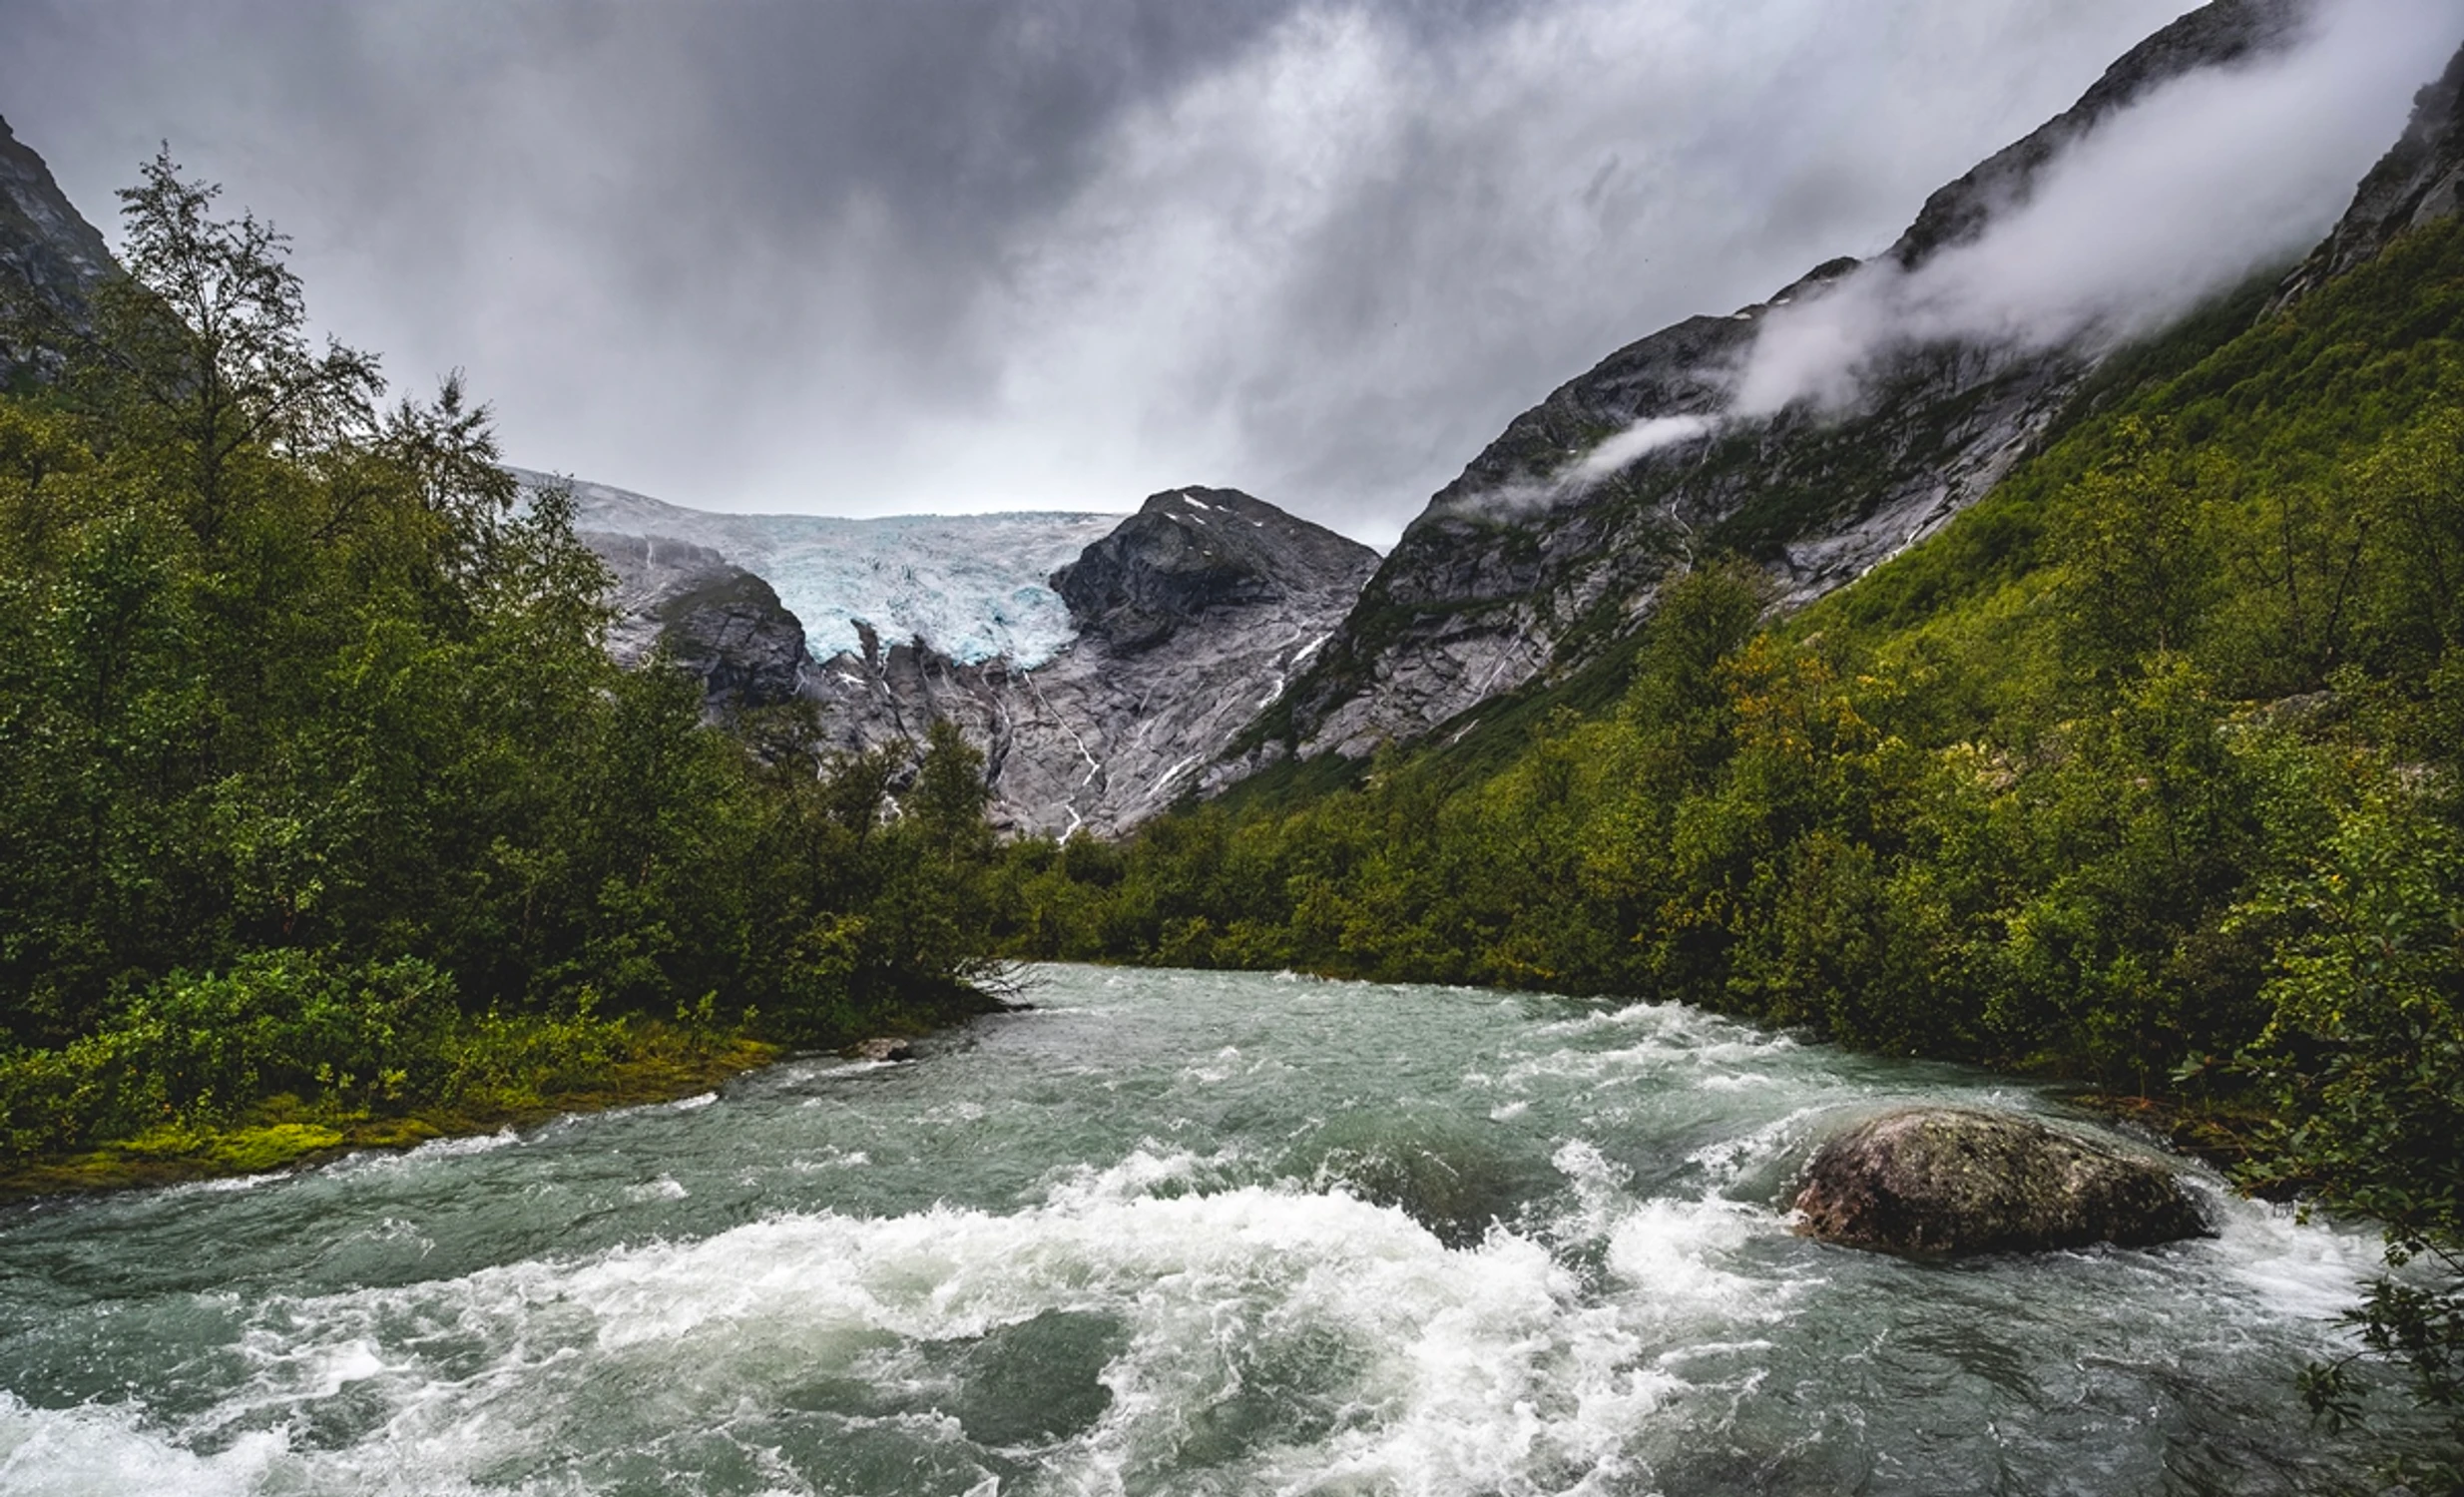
[1792, 1107, 2209, 1256]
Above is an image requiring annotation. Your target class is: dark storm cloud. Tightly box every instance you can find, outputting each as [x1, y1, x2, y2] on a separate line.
[2, 0, 2436, 543]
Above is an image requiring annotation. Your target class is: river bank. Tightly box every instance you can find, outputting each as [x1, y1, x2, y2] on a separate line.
[0, 1024, 787, 1204]
[1, 970, 2285, 1211]
[0, 965, 2433, 1495]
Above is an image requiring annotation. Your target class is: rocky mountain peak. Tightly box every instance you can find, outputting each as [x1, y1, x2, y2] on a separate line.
[572, 477, 1381, 837]
[1252, 0, 2347, 770]
[1888, 0, 2310, 270]
[1051, 486, 1379, 654]
[0, 114, 115, 378]
[586, 531, 811, 713]
[2272, 36, 2464, 307]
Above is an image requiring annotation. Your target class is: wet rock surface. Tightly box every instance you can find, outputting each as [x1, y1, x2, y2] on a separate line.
[1052, 487, 1371, 654]
[2275, 33, 2464, 307]
[1792, 1107, 2211, 1257]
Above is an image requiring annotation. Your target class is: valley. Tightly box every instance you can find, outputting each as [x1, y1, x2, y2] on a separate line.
[2, 1, 2462, 1490]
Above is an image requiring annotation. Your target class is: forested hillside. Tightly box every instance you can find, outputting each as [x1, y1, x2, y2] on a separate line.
[990, 199, 2464, 1482]
[0, 154, 1008, 1187]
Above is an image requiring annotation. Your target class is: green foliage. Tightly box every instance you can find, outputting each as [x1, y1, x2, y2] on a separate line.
[983, 213, 2464, 1468]
[0, 153, 1006, 1169]
[2232, 775, 2464, 1484]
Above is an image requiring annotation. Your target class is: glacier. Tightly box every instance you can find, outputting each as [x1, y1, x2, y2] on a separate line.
[512, 469, 1124, 668]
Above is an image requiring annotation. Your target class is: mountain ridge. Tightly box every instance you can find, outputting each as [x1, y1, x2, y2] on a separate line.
[556, 471, 1378, 837]
[2270, 33, 2464, 307]
[800, 484, 1379, 837]
[0, 112, 114, 380]
[1241, 0, 2331, 775]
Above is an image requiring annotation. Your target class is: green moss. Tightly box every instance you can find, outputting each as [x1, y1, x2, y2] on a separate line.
[205, 1123, 346, 1172]
[345, 1116, 446, 1150]
[0, 1026, 790, 1201]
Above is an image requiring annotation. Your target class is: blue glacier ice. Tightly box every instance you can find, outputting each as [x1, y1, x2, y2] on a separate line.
[519, 470, 1125, 669]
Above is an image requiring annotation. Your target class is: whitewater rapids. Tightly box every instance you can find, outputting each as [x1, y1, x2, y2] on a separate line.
[0, 967, 2424, 1495]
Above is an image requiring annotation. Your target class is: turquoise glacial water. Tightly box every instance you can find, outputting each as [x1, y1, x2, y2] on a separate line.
[0, 966, 2420, 1495]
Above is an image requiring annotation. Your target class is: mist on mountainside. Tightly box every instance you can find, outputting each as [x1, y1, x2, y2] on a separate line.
[1, 0, 2220, 542]
[1730, 0, 2460, 417]
[1540, 0, 2463, 492]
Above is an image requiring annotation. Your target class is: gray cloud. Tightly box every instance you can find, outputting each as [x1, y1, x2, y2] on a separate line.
[1, 0, 2392, 544]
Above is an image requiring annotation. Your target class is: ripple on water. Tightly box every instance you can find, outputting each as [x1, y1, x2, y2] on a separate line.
[0, 965, 2428, 1495]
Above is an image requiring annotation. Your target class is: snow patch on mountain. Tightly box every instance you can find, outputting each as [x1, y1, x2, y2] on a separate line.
[513, 469, 1124, 667]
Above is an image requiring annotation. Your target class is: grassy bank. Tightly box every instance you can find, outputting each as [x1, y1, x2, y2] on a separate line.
[0, 1011, 786, 1201]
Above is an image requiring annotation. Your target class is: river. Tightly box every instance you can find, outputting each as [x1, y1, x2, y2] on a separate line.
[0, 966, 2418, 1495]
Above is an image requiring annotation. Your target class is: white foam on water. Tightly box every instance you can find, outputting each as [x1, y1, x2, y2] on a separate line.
[1605, 1198, 1805, 1327]
[1515, 1035, 1802, 1092]
[1695, 1071, 1780, 1093]
[160, 1171, 286, 1200]
[0, 1145, 1777, 1496]
[1510, 1003, 1805, 1106]
[1535, 997, 1792, 1047]
[2200, 1190, 2398, 1326]
[0, 1396, 284, 1497]
[787, 1147, 871, 1174]
[1683, 1105, 1830, 1189]
[1548, 1139, 1636, 1246]
[324, 1127, 523, 1181]
[1176, 1046, 1244, 1085]
[1039, 1143, 1249, 1209]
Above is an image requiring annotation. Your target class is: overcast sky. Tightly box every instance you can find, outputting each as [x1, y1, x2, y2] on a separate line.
[0, 0, 2442, 544]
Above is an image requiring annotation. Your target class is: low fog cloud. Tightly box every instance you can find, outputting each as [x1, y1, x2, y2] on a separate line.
[1731, 0, 2463, 418]
[1566, 416, 1718, 487]
[3, 0, 2444, 543]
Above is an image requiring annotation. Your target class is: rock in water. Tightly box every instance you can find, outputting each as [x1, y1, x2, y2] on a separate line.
[1792, 1108, 2209, 1256]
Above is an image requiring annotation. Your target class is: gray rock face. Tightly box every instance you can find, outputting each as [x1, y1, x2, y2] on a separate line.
[1792, 1108, 2210, 1257]
[578, 482, 1375, 835]
[587, 531, 809, 712]
[1259, 0, 2313, 765]
[0, 115, 115, 379]
[805, 488, 1379, 836]
[2273, 36, 2464, 309]
[1886, 0, 2307, 273]
[1053, 488, 1370, 654]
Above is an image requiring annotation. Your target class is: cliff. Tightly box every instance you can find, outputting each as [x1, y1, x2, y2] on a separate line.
[1250, 0, 2318, 766]
[805, 487, 1378, 836]
[0, 114, 115, 380]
